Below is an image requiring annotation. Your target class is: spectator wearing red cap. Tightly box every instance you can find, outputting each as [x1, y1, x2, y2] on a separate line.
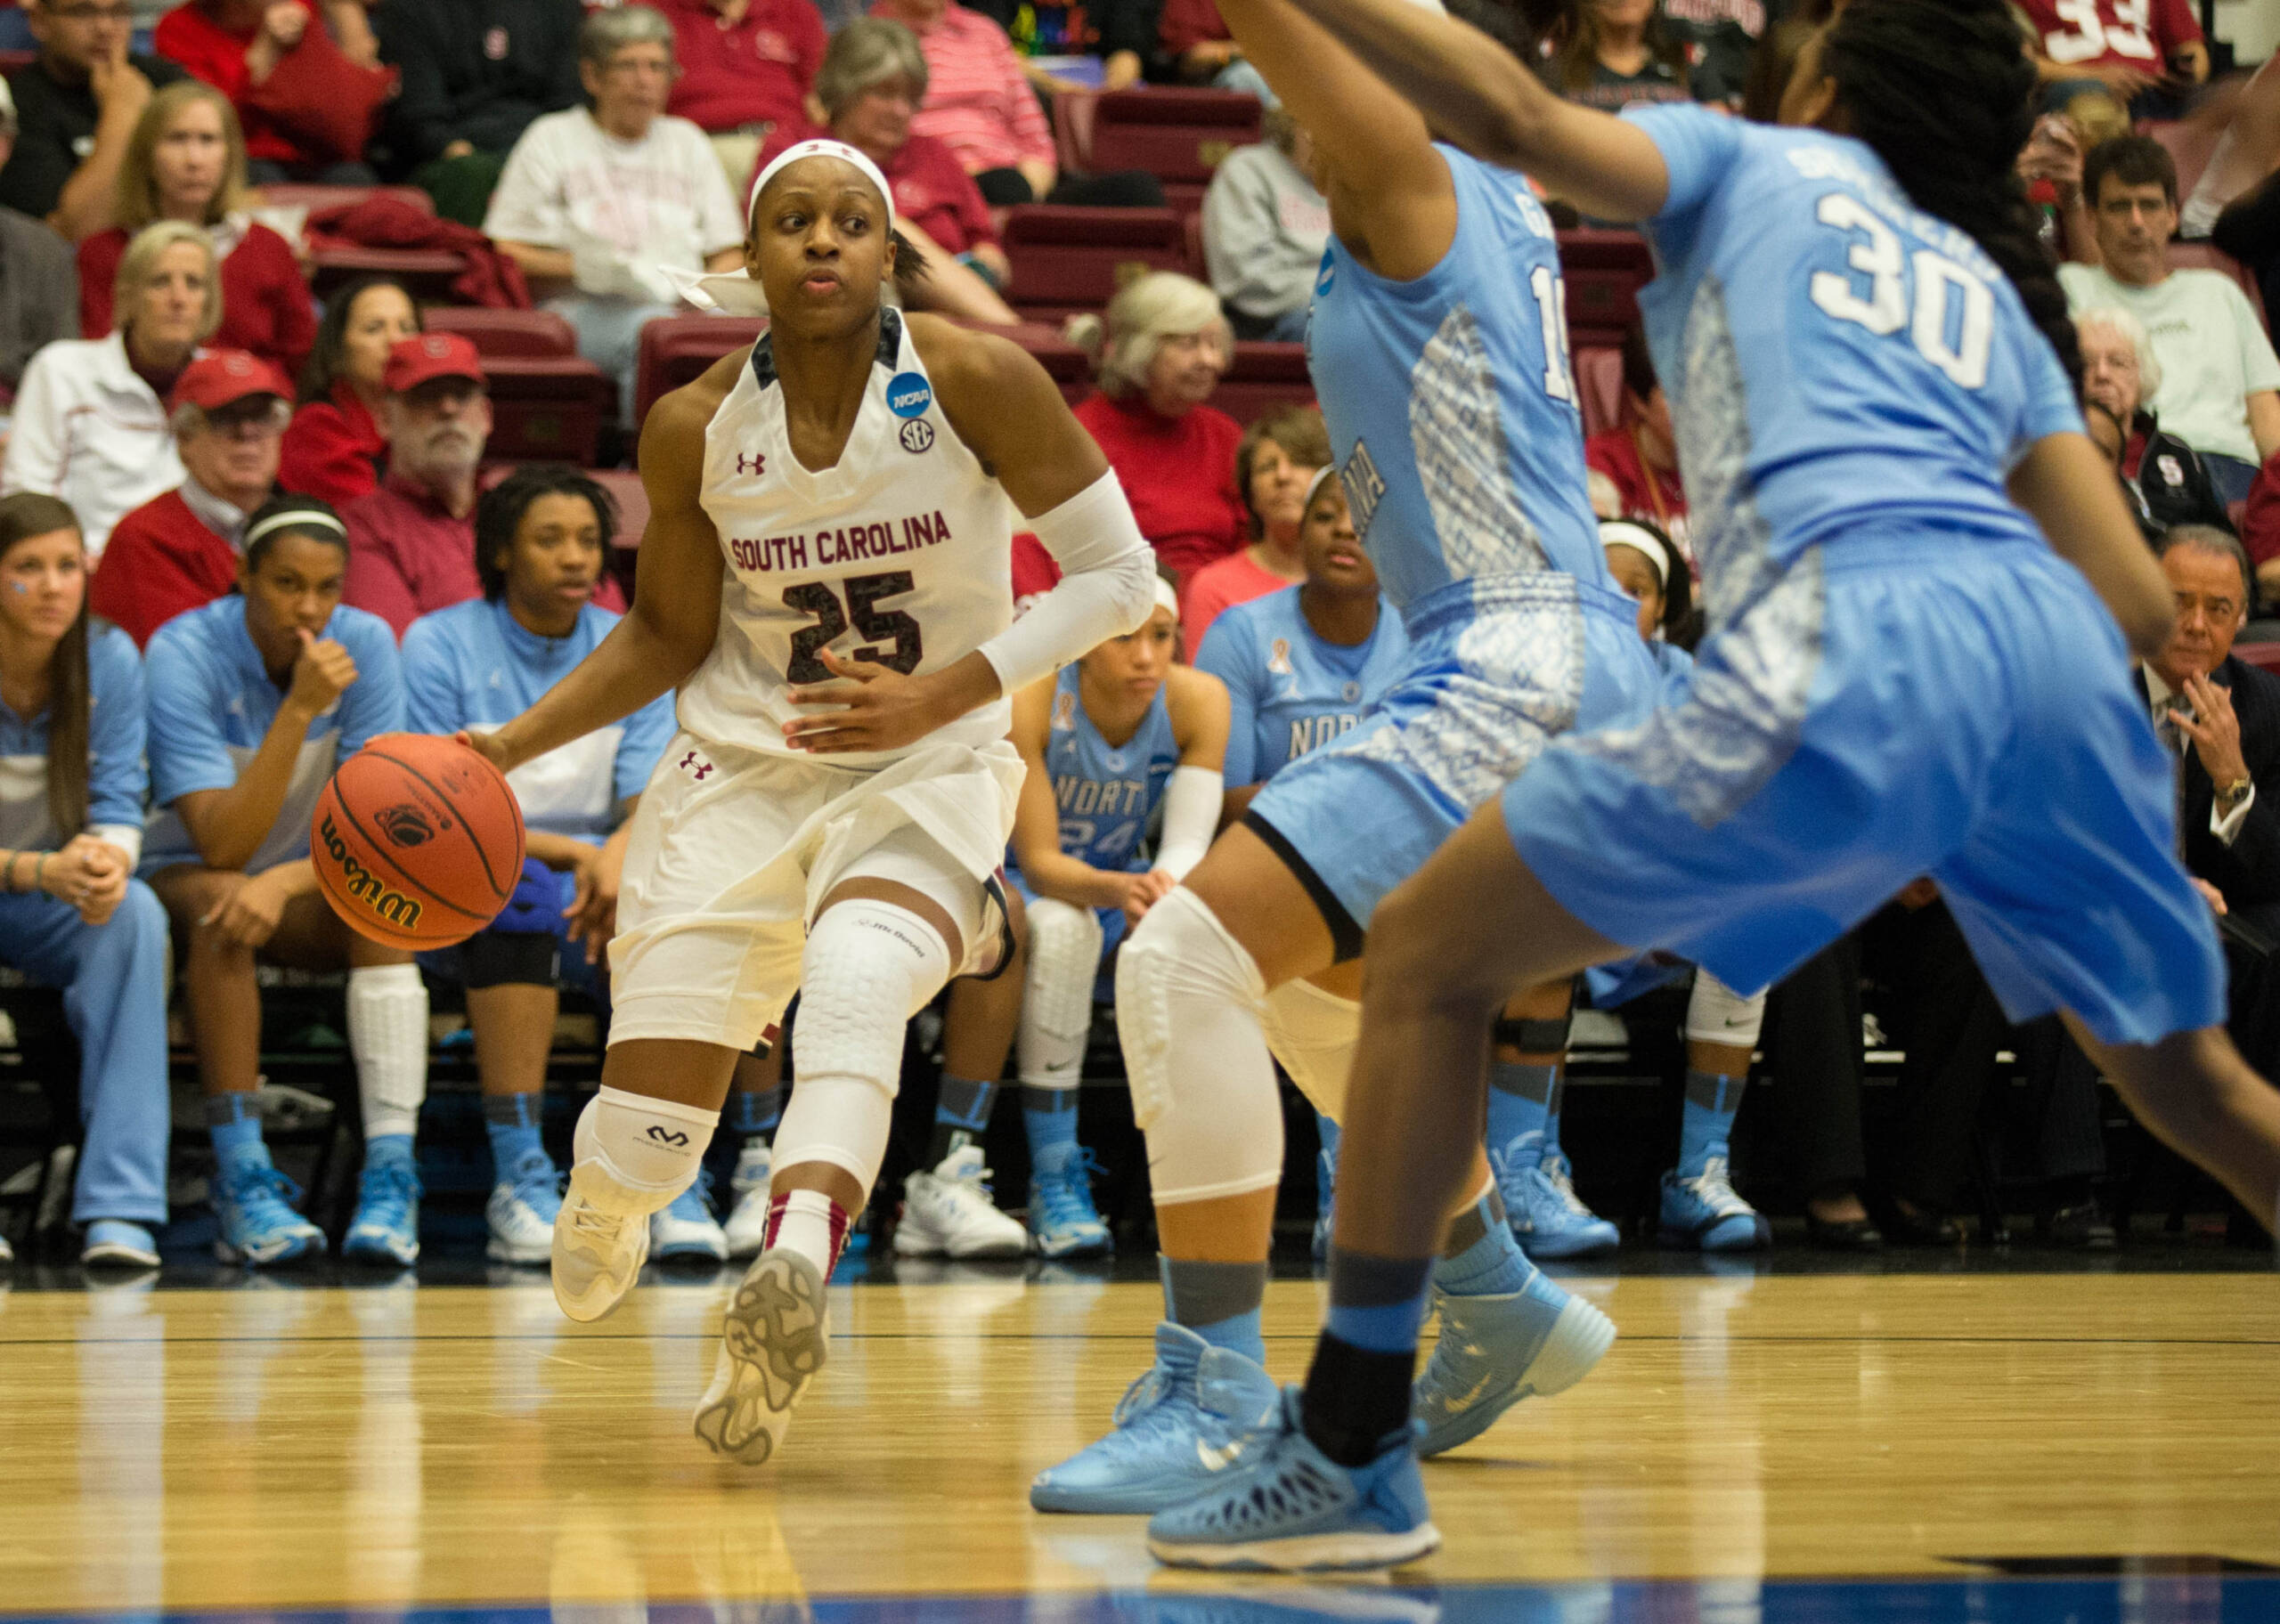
[339, 332, 492, 637]
[341, 332, 625, 635]
[276, 275, 420, 505]
[92, 348, 291, 646]
[75, 81, 317, 379]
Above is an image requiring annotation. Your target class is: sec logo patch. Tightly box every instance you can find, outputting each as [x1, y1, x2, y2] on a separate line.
[900, 418, 935, 453]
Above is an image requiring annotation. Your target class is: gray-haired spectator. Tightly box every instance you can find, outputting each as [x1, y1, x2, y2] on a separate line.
[1, 218, 211, 556]
[2059, 135, 2280, 508]
[2076, 305, 2231, 542]
[1201, 104, 1329, 344]
[1071, 272, 1247, 580]
[0, 77, 80, 420]
[484, 4, 745, 428]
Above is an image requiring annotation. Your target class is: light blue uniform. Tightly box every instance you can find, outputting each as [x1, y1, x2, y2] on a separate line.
[1249, 146, 1658, 950]
[402, 597, 676, 977]
[142, 599, 405, 878]
[1504, 106, 2222, 1045]
[0, 624, 170, 1225]
[1012, 662, 1180, 962]
[1194, 584, 1411, 788]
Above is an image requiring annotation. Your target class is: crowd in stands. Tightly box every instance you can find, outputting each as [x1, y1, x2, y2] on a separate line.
[0, 0, 2276, 1271]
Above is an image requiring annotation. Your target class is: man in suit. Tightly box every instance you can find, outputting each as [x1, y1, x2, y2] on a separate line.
[2138, 524, 2280, 1068]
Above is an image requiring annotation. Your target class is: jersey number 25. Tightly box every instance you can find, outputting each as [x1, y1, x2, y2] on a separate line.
[1809, 193, 1995, 390]
[782, 570, 925, 682]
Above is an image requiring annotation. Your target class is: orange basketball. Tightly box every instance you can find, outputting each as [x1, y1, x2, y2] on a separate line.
[312, 733, 526, 949]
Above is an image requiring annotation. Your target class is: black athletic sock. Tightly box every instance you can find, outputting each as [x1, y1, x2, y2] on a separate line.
[927, 1073, 998, 1165]
[1300, 1331, 1418, 1468]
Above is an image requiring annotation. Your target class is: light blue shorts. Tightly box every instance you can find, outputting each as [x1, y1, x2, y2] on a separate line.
[1249, 573, 1659, 956]
[1502, 529, 2225, 1047]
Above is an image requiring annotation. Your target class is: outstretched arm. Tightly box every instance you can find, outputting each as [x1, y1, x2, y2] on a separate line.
[1212, 0, 1453, 279]
[471, 367, 731, 775]
[1290, 0, 1671, 223]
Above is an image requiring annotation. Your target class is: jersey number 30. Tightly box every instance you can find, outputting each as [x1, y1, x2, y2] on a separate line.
[783, 571, 924, 682]
[1809, 193, 1995, 389]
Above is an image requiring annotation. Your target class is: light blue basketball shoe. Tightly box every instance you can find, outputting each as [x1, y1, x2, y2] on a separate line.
[1146, 1388, 1439, 1572]
[1412, 1266, 1616, 1456]
[342, 1141, 422, 1266]
[212, 1151, 325, 1266]
[1030, 1320, 1279, 1514]
[1028, 1144, 1112, 1258]
[1657, 1154, 1772, 1252]
[1494, 1135, 1620, 1259]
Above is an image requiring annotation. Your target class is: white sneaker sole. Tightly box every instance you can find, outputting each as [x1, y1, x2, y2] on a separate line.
[486, 1231, 551, 1266]
[1147, 1522, 1442, 1572]
[893, 1214, 1026, 1259]
[1526, 1295, 1618, 1399]
[692, 1250, 829, 1466]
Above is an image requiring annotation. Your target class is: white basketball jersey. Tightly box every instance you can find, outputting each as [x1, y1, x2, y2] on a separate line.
[679, 309, 1022, 765]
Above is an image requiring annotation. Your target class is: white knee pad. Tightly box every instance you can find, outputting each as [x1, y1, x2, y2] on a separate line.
[1114, 885, 1284, 1205]
[776, 898, 955, 1190]
[1260, 979, 1361, 1123]
[572, 1085, 719, 1216]
[1018, 897, 1103, 1088]
[1685, 969, 1767, 1049]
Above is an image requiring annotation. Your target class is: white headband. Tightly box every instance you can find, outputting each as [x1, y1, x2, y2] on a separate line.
[245, 508, 346, 548]
[1151, 576, 1180, 620]
[1600, 520, 1669, 587]
[749, 140, 896, 231]
[1303, 465, 1340, 511]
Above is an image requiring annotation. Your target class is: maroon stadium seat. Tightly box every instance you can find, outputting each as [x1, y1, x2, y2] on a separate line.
[1559, 229, 1654, 352]
[424, 306, 579, 358]
[482, 357, 613, 465]
[1090, 88, 1260, 216]
[1001, 322, 1092, 404]
[1001, 206, 1193, 322]
[634, 315, 766, 428]
[2236, 641, 2280, 678]
[1214, 343, 1313, 426]
[589, 467, 648, 600]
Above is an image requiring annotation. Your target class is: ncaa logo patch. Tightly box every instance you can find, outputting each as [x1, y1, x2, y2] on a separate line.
[900, 418, 934, 453]
[886, 371, 932, 418]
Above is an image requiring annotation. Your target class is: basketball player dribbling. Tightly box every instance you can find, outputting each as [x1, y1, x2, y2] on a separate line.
[461, 140, 1156, 1465]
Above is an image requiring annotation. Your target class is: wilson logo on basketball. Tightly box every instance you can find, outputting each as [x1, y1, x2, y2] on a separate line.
[317, 813, 426, 931]
[377, 804, 440, 848]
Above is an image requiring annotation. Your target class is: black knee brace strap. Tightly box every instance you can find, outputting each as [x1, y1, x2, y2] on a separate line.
[1492, 1015, 1572, 1052]
[461, 930, 561, 990]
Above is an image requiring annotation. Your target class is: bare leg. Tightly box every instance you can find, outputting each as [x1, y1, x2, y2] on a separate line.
[467, 984, 558, 1100]
[1335, 808, 1624, 1261]
[2063, 1018, 2280, 1236]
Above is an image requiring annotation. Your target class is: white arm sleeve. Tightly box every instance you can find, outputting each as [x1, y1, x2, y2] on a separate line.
[1151, 764, 1224, 881]
[977, 470, 1155, 695]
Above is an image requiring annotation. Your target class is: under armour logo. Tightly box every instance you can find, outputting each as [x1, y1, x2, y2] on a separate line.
[678, 751, 715, 781]
[736, 451, 766, 477]
[645, 1125, 689, 1147]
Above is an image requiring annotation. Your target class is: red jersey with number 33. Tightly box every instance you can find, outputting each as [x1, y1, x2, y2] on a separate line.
[2012, 0, 2200, 71]
[687, 307, 1022, 766]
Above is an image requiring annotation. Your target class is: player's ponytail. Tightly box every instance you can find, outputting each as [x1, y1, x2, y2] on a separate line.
[1823, 0, 2082, 390]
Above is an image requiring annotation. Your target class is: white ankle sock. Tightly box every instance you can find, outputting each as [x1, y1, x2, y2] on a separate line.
[766, 1189, 848, 1275]
[348, 963, 428, 1141]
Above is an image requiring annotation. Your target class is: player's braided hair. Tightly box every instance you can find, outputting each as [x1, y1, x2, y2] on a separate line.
[1822, 0, 2082, 392]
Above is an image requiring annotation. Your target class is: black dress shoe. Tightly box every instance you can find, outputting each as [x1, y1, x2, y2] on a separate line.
[1879, 1201, 1961, 1247]
[2036, 1200, 2117, 1250]
[1804, 1213, 1885, 1251]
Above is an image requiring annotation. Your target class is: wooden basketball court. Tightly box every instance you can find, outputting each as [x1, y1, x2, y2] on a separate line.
[2, 1263, 2275, 1622]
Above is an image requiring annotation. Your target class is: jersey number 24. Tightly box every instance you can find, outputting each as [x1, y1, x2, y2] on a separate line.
[1809, 193, 1995, 389]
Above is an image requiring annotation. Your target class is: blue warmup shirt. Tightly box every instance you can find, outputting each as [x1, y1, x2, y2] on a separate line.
[142, 598, 405, 876]
[1194, 585, 1411, 786]
[1621, 103, 2083, 605]
[1037, 663, 1178, 874]
[0, 624, 147, 857]
[403, 598, 675, 846]
[1307, 144, 1618, 615]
